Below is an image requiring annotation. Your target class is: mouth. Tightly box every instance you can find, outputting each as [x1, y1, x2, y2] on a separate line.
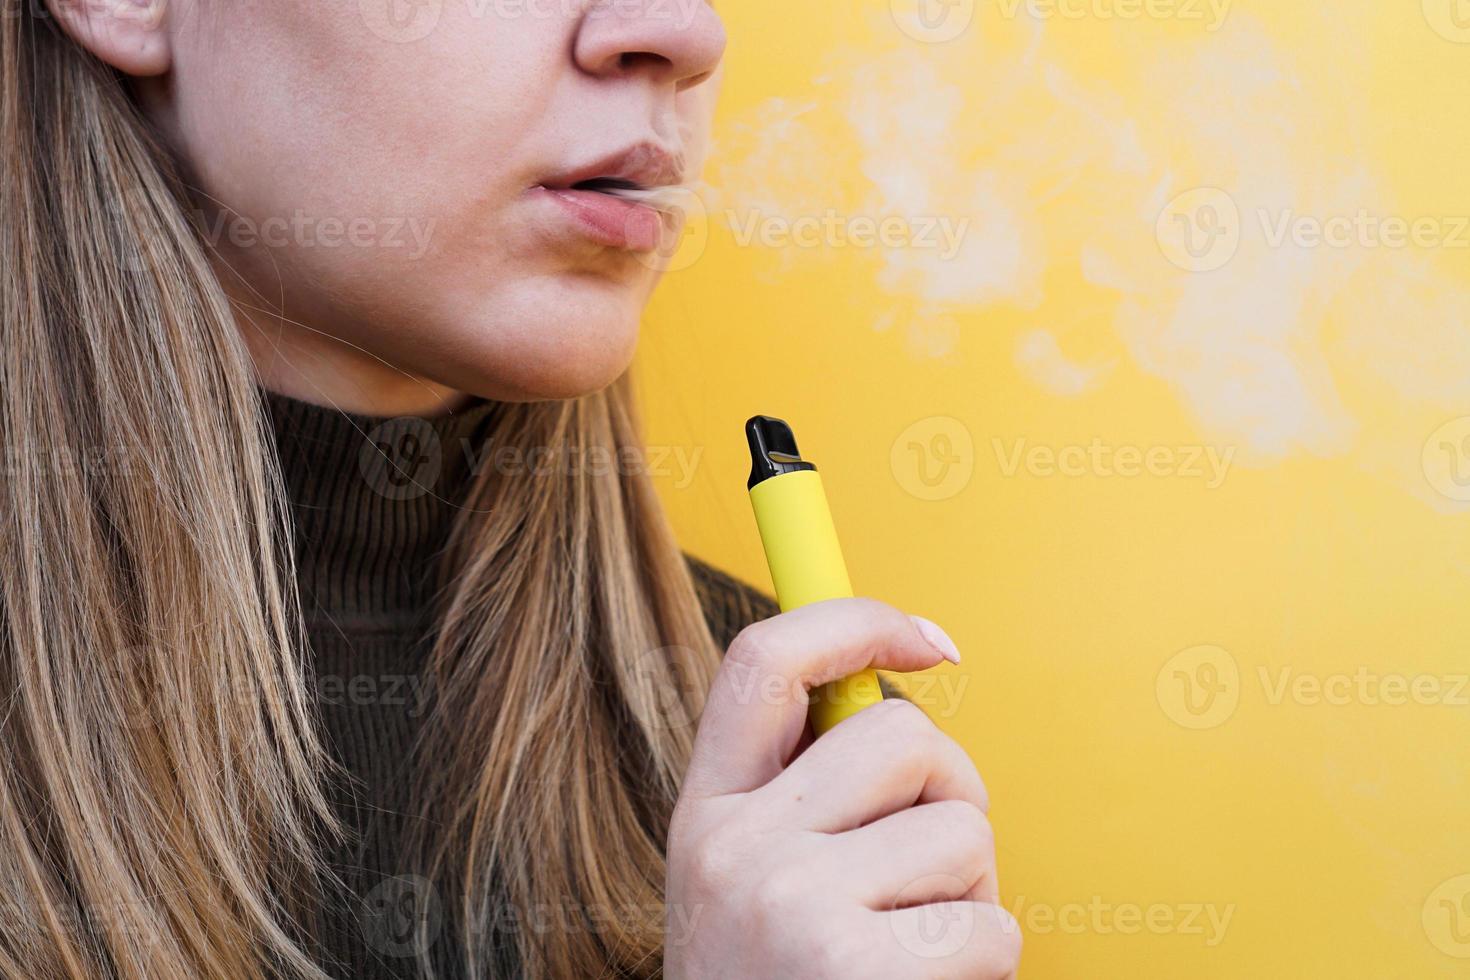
[564, 177, 691, 213]
[532, 183, 667, 253]
[568, 176, 644, 194]
[540, 142, 687, 195]
[533, 145, 690, 252]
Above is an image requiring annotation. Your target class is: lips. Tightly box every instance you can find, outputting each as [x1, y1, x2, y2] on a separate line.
[536, 186, 666, 252]
[532, 142, 685, 252]
[540, 142, 686, 195]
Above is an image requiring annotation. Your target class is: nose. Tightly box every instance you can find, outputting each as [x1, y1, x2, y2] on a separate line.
[573, 0, 726, 90]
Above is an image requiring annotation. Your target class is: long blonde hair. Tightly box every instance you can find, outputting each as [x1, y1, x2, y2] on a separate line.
[1, 8, 720, 978]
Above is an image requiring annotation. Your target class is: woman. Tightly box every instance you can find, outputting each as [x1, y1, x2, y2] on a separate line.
[0, 0, 1019, 977]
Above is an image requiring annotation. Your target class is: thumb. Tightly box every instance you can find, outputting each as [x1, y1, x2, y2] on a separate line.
[681, 598, 959, 799]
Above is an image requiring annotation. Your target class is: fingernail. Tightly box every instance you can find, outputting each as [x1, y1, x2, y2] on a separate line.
[910, 615, 962, 664]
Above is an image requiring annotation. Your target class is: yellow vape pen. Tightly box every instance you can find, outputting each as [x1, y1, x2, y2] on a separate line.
[746, 415, 885, 735]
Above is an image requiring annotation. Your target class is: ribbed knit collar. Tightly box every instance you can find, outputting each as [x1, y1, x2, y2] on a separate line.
[263, 390, 498, 629]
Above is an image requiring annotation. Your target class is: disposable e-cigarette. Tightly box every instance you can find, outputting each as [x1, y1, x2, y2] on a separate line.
[745, 416, 885, 735]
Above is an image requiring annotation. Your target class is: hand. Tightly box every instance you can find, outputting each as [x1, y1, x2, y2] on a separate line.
[665, 598, 1020, 979]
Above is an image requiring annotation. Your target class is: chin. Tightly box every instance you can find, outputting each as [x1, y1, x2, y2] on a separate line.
[431, 278, 649, 402]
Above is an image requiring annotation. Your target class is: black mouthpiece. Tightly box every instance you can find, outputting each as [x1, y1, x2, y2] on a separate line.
[746, 415, 817, 490]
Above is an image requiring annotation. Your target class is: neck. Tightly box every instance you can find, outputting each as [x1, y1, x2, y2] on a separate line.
[263, 389, 498, 627]
[232, 300, 474, 417]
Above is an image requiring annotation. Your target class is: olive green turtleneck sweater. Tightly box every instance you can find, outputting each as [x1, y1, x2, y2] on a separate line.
[265, 392, 777, 979]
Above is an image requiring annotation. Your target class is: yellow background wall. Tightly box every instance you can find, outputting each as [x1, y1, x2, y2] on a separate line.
[637, 1, 1470, 975]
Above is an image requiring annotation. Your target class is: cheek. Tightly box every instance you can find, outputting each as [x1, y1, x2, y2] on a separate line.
[168, 4, 557, 234]
[157, 1, 688, 400]
[675, 82, 719, 175]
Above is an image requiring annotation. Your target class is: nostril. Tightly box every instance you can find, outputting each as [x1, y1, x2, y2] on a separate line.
[618, 50, 673, 72]
[572, 6, 723, 83]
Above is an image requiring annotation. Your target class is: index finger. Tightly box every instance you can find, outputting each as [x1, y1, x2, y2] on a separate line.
[681, 598, 959, 799]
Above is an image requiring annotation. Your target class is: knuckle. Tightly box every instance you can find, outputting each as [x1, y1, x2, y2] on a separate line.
[947, 799, 993, 850]
[930, 728, 991, 811]
[863, 715, 917, 763]
[997, 919, 1024, 973]
[958, 807, 995, 879]
[951, 750, 991, 813]
[980, 905, 1024, 976]
[669, 794, 702, 835]
[849, 596, 905, 637]
[726, 620, 778, 672]
[877, 694, 933, 734]
[973, 776, 992, 815]
[685, 827, 740, 891]
[753, 862, 808, 911]
[885, 702, 943, 758]
[667, 807, 694, 849]
[810, 931, 870, 979]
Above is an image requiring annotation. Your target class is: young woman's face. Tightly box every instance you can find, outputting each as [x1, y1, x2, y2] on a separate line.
[140, 0, 725, 405]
